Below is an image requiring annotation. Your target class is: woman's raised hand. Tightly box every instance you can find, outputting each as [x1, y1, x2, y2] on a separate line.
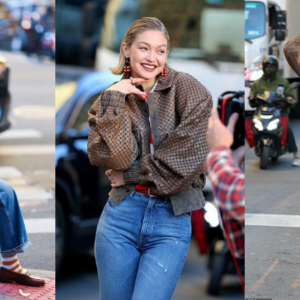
[107, 78, 151, 100]
[105, 169, 125, 188]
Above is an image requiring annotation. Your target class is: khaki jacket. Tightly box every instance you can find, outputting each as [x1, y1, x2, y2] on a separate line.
[284, 32, 300, 77]
[88, 66, 213, 215]
[249, 74, 294, 114]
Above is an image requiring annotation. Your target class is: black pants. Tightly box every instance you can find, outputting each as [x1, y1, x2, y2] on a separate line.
[287, 125, 298, 153]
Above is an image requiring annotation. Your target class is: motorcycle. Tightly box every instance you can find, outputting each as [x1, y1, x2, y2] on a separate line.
[248, 81, 300, 169]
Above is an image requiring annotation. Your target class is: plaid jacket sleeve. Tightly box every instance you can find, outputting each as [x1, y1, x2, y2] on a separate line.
[284, 32, 300, 77]
[88, 90, 139, 170]
[206, 146, 245, 258]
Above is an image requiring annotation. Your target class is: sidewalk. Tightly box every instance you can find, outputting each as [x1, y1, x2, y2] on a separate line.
[0, 269, 55, 300]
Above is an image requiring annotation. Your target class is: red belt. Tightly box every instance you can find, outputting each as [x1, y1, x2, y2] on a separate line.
[136, 188, 159, 197]
[136, 189, 171, 202]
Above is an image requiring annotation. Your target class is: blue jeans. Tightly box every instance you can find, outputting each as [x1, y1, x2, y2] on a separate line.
[0, 179, 31, 258]
[95, 191, 191, 300]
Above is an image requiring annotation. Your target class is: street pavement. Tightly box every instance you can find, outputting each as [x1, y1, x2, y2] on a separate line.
[245, 118, 300, 300]
[0, 50, 55, 294]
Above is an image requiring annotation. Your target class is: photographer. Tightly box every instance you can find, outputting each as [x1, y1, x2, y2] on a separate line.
[249, 55, 299, 166]
[206, 108, 245, 259]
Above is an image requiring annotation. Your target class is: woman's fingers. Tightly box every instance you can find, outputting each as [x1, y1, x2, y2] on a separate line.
[127, 78, 150, 100]
[105, 169, 112, 177]
[129, 86, 150, 100]
[111, 182, 123, 188]
[108, 77, 149, 97]
[107, 170, 125, 188]
[129, 78, 148, 85]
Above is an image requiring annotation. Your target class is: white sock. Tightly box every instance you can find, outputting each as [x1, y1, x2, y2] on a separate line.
[1, 254, 27, 274]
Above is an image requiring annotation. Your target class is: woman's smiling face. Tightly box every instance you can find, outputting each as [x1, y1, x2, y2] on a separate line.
[123, 30, 168, 81]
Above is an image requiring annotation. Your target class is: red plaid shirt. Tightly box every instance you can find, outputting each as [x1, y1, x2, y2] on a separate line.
[205, 146, 245, 258]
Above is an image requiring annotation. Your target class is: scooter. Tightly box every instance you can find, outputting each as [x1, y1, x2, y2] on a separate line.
[250, 82, 300, 169]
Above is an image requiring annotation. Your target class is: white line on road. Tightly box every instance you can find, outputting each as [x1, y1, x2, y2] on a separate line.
[13, 106, 54, 120]
[246, 213, 300, 227]
[16, 189, 53, 201]
[24, 218, 55, 233]
[0, 145, 55, 155]
[0, 166, 23, 178]
[0, 129, 42, 139]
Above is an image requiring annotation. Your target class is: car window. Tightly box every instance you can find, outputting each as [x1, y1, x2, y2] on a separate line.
[72, 93, 100, 133]
[55, 81, 77, 126]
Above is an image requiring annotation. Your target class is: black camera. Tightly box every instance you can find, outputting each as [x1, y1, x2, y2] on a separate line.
[217, 91, 245, 150]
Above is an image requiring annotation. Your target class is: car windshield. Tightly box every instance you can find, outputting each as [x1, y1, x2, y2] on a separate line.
[245, 1, 265, 40]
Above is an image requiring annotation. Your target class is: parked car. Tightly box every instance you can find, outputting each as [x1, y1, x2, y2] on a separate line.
[55, 71, 120, 274]
[0, 55, 11, 133]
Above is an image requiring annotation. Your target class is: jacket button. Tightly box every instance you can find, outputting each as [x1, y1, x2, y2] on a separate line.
[152, 116, 155, 120]
[154, 135, 157, 138]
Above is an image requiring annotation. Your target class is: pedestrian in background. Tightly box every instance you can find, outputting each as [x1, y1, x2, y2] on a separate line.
[249, 56, 299, 166]
[88, 17, 212, 300]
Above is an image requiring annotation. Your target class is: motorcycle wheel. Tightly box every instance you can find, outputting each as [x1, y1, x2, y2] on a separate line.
[260, 145, 270, 169]
[207, 253, 227, 295]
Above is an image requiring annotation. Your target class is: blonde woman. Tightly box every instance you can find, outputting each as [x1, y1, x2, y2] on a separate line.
[88, 17, 212, 300]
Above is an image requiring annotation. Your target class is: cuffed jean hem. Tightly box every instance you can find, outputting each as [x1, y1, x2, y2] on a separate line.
[0, 240, 32, 258]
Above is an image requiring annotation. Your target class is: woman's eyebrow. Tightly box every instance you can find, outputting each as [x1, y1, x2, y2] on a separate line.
[137, 41, 167, 48]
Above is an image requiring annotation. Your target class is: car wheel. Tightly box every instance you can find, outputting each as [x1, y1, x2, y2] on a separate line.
[56, 199, 67, 275]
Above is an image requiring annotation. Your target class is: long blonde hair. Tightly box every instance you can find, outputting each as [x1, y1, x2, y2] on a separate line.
[110, 17, 170, 78]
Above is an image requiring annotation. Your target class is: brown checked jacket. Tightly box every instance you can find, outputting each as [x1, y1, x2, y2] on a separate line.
[88, 66, 213, 215]
[284, 32, 300, 77]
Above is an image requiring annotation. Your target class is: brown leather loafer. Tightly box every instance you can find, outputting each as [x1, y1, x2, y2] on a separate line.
[0, 267, 45, 286]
